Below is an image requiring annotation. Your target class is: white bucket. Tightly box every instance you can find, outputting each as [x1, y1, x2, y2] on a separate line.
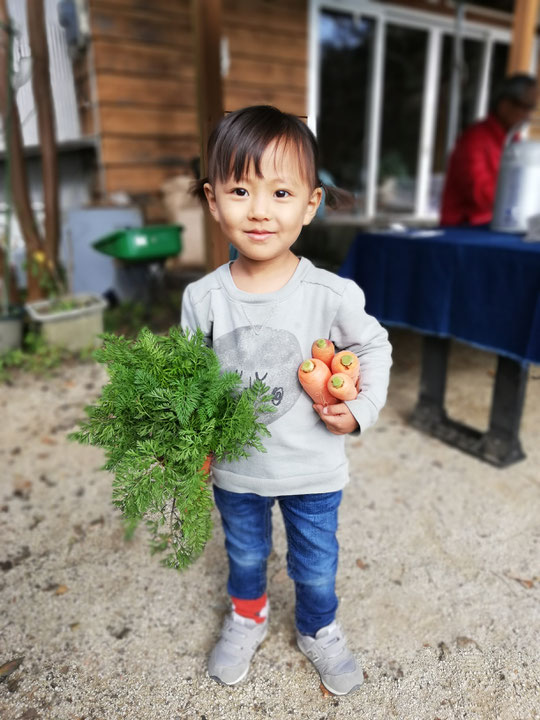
[492, 138, 540, 233]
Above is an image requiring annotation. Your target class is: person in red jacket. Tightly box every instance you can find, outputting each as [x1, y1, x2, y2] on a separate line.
[440, 74, 537, 227]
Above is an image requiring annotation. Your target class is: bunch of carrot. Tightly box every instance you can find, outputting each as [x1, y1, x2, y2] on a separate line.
[298, 338, 361, 406]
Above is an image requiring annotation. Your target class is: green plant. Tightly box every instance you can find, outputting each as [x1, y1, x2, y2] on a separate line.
[0, 330, 68, 380]
[104, 300, 147, 337]
[27, 250, 66, 299]
[69, 327, 274, 570]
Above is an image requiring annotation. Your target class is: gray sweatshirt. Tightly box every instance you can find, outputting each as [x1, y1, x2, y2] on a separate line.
[181, 257, 392, 496]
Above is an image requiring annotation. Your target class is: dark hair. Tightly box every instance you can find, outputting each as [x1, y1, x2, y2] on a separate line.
[490, 73, 537, 112]
[192, 105, 350, 209]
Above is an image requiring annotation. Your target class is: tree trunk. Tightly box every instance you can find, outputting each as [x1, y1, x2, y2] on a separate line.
[9, 103, 45, 301]
[0, 0, 45, 301]
[27, 0, 60, 270]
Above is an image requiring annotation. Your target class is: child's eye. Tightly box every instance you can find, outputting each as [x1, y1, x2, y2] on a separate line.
[275, 190, 290, 199]
[232, 188, 248, 197]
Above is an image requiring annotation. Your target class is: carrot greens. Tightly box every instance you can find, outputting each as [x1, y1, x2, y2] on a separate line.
[70, 327, 273, 570]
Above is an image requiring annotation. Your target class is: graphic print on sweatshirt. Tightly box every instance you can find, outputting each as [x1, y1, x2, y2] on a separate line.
[213, 326, 303, 424]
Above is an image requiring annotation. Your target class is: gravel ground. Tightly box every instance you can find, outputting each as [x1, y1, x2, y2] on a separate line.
[1, 328, 539, 720]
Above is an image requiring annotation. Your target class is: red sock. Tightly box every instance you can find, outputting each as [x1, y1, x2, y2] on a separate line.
[231, 593, 267, 624]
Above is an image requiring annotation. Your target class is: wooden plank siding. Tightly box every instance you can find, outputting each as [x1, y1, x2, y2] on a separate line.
[223, 0, 307, 117]
[89, 0, 198, 209]
[92, 40, 196, 79]
[88, 0, 308, 218]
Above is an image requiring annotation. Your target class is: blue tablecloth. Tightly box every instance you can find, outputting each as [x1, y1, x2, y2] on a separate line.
[339, 227, 540, 364]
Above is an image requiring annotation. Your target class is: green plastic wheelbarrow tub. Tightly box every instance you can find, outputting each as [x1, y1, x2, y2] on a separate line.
[93, 225, 182, 262]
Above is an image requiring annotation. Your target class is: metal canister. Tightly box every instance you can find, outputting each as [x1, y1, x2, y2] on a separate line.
[492, 135, 540, 233]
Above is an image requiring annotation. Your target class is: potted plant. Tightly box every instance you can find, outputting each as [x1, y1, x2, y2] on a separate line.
[25, 289, 108, 352]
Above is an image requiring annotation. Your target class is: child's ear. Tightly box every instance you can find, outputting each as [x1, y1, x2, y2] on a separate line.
[303, 187, 323, 226]
[203, 183, 219, 219]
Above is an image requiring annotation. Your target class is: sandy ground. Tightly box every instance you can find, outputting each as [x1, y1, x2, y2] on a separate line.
[1, 328, 539, 720]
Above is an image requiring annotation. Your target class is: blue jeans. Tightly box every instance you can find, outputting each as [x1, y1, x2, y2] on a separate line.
[213, 486, 342, 636]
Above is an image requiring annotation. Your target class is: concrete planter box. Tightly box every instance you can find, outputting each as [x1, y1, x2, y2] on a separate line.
[0, 310, 24, 353]
[26, 294, 108, 352]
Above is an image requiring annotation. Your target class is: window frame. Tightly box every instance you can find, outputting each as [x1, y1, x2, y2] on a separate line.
[308, 0, 515, 221]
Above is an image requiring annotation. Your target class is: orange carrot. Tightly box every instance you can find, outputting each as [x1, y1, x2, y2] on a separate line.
[201, 455, 212, 476]
[331, 350, 360, 383]
[311, 338, 335, 368]
[298, 358, 339, 406]
[327, 373, 358, 401]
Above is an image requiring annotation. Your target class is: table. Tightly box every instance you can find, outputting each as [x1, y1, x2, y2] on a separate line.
[339, 227, 540, 467]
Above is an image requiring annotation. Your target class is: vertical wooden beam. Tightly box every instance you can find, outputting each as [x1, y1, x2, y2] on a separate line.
[507, 0, 540, 74]
[192, 0, 229, 271]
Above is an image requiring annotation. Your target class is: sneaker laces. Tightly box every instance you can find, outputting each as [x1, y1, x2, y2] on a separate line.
[220, 612, 263, 652]
[313, 622, 356, 674]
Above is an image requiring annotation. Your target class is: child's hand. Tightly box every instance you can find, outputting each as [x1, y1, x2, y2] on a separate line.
[313, 402, 359, 435]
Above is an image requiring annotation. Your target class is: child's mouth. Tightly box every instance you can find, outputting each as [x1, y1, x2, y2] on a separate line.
[245, 230, 275, 241]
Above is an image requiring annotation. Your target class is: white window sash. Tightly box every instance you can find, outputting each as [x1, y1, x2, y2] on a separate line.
[415, 28, 442, 218]
[365, 18, 385, 218]
[476, 36, 494, 120]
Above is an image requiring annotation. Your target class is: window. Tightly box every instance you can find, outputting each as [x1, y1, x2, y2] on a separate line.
[309, 0, 514, 222]
[489, 42, 510, 100]
[318, 10, 375, 212]
[430, 35, 486, 210]
[378, 24, 428, 215]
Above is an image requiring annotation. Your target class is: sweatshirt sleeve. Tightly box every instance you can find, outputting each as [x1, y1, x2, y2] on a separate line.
[180, 284, 197, 332]
[329, 280, 392, 434]
[180, 283, 213, 347]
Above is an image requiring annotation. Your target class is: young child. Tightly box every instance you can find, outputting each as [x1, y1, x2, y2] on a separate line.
[181, 105, 392, 695]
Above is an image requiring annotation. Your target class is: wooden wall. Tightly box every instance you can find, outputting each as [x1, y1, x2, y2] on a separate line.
[223, 0, 307, 117]
[86, 0, 308, 221]
[88, 0, 197, 219]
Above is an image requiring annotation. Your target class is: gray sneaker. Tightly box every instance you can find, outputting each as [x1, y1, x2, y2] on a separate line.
[296, 621, 364, 695]
[208, 611, 268, 685]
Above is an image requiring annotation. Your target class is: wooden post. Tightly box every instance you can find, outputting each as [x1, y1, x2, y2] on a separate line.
[192, 0, 229, 271]
[507, 0, 540, 74]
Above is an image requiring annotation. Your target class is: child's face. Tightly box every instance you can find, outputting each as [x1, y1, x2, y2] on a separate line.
[204, 141, 322, 264]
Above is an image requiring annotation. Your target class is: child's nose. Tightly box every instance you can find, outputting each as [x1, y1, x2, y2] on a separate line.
[248, 193, 272, 221]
